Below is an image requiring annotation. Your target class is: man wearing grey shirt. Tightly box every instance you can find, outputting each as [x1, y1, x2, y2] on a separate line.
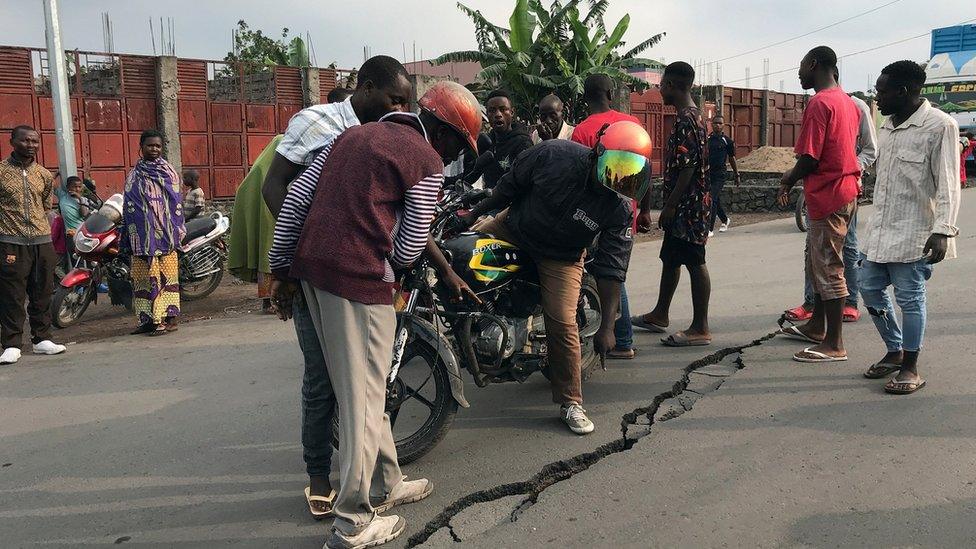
[859, 61, 960, 394]
[784, 84, 878, 324]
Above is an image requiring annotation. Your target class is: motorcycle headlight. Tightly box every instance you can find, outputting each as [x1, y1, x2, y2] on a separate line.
[74, 233, 99, 253]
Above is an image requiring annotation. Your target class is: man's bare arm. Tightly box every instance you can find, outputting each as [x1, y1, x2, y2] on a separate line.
[262, 153, 304, 219]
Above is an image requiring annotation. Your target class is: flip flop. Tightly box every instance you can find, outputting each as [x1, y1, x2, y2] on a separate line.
[606, 348, 636, 360]
[304, 486, 336, 520]
[884, 376, 926, 395]
[793, 347, 848, 363]
[148, 324, 170, 337]
[661, 332, 711, 347]
[863, 362, 901, 379]
[631, 316, 667, 333]
[778, 325, 824, 344]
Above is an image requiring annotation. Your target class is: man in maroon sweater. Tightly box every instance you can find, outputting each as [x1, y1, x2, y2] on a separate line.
[276, 81, 481, 549]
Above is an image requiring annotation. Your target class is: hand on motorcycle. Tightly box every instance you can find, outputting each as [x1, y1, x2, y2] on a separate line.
[443, 270, 482, 304]
[270, 279, 298, 321]
[594, 325, 616, 357]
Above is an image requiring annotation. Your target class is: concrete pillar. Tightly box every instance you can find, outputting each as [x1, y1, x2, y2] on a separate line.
[613, 84, 632, 114]
[759, 89, 770, 147]
[408, 74, 446, 113]
[155, 55, 182, 174]
[303, 67, 320, 106]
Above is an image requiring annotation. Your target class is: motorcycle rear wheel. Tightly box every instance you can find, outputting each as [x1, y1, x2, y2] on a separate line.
[331, 338, 458, 465]
[795, 192, 808, 232]
[52, 283, 93, 328]
[181, 269, 223, 301]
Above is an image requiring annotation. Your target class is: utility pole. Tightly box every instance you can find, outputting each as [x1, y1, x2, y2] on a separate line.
[43, 0, 77, 179]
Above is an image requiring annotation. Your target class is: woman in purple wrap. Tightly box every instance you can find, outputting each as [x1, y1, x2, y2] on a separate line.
[123, 129, 186, 336]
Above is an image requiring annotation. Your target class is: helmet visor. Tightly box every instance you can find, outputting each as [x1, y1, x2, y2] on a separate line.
[596, 150, 650, 201]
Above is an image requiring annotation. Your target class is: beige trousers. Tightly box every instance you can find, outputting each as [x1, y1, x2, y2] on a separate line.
[301, 283, 402, 534]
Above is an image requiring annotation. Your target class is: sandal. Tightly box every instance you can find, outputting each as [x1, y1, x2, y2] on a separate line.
[164, 318, 179, 333]
[884, 376, 926, 395]
[631, 316, 667, 333]
[778, 325, 824, 344]
[792, 347, 848, 363]
[148, 324, 169, 337]
[661, 332, 711, 347]
[863, 362, 901, 379]
[304, 486, 336, 520]
[606, 348, 636, 360]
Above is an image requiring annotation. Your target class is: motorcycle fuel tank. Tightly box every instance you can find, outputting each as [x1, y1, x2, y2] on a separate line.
[441, 232, 528, 292]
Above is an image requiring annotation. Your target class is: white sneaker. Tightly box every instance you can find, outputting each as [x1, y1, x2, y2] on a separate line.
[560, 403, 595, 435]
[372, 477, 433, 513]
[708, 230, 715, 238]
[719, 218, 731, 232]
[0, 347, 21, 364]
[325, 514, 405, 549]
[32, 340, 66, 355]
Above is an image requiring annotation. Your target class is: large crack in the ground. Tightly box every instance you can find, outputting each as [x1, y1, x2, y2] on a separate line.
[405, 331, 778, 547]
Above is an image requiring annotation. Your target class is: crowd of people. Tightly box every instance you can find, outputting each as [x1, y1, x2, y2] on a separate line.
[0, 41, 964, 549]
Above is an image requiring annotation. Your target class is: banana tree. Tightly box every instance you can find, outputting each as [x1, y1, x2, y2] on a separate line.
[434, 0, 665, 123]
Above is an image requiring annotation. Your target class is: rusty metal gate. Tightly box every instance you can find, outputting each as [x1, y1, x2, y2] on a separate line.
[0, 46, 158, 197]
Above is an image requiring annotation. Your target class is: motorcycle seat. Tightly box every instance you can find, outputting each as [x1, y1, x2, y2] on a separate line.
[182, 217, 217, 244]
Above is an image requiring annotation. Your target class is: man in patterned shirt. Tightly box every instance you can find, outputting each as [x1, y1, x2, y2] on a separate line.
[632, 62, 713, 347]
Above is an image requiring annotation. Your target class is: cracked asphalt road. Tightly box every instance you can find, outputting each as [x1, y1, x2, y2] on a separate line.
[1, 192, 972, 547]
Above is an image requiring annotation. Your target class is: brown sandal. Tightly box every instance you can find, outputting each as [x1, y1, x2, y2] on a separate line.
[607, 348, 636, 360]
[884, 377, 926, 394]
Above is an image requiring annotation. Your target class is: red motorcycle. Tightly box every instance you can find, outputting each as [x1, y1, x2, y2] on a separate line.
[52, 193, 229, 328]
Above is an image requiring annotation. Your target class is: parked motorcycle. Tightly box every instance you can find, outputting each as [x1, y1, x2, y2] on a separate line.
[334, 188, 603, 464]
[52, 192, 230, 328]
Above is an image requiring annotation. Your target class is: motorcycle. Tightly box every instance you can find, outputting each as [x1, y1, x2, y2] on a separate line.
[52, 192, 230, 328]
[335, 188, 603, 464]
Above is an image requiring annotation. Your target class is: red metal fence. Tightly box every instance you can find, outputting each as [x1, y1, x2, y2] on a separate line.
[0, 46, 339, 198]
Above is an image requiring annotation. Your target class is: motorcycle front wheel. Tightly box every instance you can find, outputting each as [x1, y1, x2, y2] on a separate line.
[332, 337, 458, 465]
[52, 283, 94, 328]
[181, 269, 223, 301]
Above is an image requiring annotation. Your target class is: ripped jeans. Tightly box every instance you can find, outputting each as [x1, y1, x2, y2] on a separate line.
[858, 258, 933, 353]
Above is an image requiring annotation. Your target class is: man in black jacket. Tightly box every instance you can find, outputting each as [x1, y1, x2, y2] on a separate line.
[460, 121, 652, 435]
[468, 89, 533, 189]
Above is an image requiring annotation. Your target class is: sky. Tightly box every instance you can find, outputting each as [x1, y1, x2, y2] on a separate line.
[1, 0, 971, 94]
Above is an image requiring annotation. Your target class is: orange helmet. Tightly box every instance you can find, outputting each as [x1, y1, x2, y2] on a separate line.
[418, 81, 483, 155]
[595, 121, 653, 201]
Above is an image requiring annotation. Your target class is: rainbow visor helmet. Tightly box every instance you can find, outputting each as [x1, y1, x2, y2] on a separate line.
[595, 121, 653, 201]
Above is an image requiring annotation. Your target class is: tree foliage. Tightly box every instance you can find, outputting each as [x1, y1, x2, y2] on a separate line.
[434, 0, 665, 122]
[223, 20, 310, 71]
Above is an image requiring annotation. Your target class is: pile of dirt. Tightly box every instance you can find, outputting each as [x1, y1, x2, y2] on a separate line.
[737, 146, 796, 173]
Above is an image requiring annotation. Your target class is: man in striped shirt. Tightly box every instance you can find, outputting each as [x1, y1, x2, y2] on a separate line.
[859, 60, 960, 395]
[261, 55, 414, 522]
[271, 82, 483, 549]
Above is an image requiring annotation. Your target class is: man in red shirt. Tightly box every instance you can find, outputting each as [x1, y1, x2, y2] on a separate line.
[777, 46, 861, 363]
[572, 74, 652, 359]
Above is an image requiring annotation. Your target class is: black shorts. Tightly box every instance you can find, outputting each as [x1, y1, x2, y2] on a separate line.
[660, 232, 706, 268]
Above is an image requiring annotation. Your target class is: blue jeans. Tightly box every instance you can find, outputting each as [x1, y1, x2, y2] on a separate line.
[804, 209, 859, 307]
[292, 290, 335, 477]
[614, 283, 633, 350]
[858, 259, 933, 353]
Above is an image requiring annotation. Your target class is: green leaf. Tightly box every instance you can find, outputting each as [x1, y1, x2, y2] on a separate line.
[583, 0, 608, 26]
[622, 32, 666, 58]
[508, 0, 537, 52]
[521, 73, 558, 88]
[286, 36, 309, 67]
[432, 50, 486, 65]
[594, 13, 629, 64]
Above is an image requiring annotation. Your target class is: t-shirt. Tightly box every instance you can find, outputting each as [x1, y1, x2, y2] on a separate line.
[794, 87, 861, 220]
[54, 184, 92, 231]
[571, 110, 641, 147]
[662, 106, 710, 245]
[707, 133, 735, 177]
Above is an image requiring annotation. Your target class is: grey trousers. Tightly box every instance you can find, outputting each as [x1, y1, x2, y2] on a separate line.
[301, 282, 403, 533]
